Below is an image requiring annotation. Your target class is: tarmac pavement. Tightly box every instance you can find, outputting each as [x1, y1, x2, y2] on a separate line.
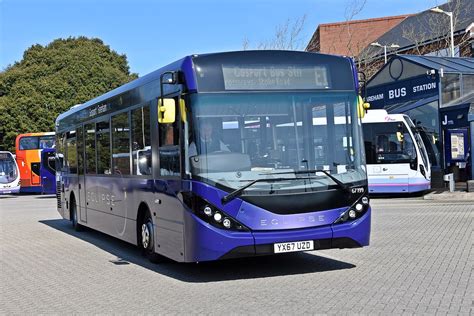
[0, 194, 472, 314]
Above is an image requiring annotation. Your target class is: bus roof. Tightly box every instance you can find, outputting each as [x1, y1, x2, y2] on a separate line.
[15, 132, 55, 140]
[362, 109, 407, 124]
[56, 50, 356, 129]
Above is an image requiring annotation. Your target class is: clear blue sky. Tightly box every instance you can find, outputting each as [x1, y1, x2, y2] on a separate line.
[1, 0, 442, 76]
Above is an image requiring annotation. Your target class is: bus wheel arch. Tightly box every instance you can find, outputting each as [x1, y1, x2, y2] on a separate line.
[136, 202, 165, 263]
[69, 192, 83, 231]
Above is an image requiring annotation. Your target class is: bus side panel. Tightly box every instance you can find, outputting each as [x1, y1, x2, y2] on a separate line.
[40, 166, 56, 194]
[367, 163, 409, 193]
[63, 175, 80, 220]
[153, 180, 186, 262]
[16, 150, 42, 192]
[124, 179, 157, 245]
[407, 173, 431, 193]
[26, 149, 41, 186]
[81, 176, 130, 243]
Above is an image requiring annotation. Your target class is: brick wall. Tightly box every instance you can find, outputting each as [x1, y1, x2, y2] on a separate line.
[307, 15, 410, 56]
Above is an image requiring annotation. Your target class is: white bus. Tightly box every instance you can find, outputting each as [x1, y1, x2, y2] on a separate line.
[362, 110, 431, 194]
[0, 151, 21, 194]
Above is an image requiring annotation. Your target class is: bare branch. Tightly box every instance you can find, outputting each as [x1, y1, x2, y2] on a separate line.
[242, 15, 308, 51]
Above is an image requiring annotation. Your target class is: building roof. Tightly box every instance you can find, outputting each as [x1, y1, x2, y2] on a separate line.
[400, 55, 474, 73]
[361, 0, 474, 59]
[367, 54, 474, 88]
[305, 15, 410, 56]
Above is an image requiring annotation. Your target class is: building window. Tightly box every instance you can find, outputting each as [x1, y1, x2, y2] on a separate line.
[96, 120, 111, 175]
[462, 74, 474, 97]
[441, 73, 461, 106]
[131, 105, 152, 176]
[112, 112, 131, 175]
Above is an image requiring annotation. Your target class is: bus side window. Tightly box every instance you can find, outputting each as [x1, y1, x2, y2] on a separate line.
[131, 105, 152, 176]
[158, 105, 180, 176]
[85, 123, 96, 174]
[65, 131, 77, 174]
[77, 126, 84, 175]
[96, 120, 111, 175]
[112, 112, 131, 175]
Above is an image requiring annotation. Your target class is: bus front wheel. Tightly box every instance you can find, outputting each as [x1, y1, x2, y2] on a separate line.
[139, 210, 165, 263]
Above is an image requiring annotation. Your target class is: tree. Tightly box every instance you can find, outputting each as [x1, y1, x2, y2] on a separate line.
[243, 15, 308, 51]
[0, 37, 138, 151]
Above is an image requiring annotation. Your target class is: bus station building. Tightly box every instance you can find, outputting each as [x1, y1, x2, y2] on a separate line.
[365, 55, 474, 186]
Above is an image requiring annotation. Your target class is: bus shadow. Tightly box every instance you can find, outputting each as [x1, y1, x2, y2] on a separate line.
[40, 219, 356, 283]
[35, 195, 56, 199]
[369, 191, 427, 199]
[0, 195, 18, 199]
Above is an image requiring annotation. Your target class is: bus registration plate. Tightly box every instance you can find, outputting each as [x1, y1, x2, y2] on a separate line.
[274, 240, 314, 253]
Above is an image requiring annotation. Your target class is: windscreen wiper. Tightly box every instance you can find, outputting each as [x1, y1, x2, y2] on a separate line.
[269, 169, 351, 193]
[221, 177, 313, 205]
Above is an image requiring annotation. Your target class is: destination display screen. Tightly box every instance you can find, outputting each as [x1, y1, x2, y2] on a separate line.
[192, 51, 354, 92]
[222, 64, 330, 90]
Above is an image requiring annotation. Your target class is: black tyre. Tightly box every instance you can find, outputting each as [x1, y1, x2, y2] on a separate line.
[138, 210, 165, 263]
[70, 197, 83, 232]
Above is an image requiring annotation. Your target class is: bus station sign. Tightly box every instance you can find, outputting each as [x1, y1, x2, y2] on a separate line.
[366, 75, 438, 108]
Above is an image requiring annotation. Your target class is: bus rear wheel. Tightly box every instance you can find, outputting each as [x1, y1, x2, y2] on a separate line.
[139, 211, 165, 263]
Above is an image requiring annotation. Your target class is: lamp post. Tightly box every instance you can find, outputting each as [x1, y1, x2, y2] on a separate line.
[430, 6, 455, 57]
[370, 42, 400, 64]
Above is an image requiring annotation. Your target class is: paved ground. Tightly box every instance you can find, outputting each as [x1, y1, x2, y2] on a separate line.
[0, 194, 472, 314]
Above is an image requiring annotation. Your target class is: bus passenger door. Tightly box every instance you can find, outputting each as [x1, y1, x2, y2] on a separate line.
[154, 96, 185, 261]
[77, 126, 87, 223]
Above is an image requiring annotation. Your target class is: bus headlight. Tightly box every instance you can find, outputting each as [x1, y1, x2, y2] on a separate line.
[334, 195, 370, 224]
[223, 218, 232, 229]
[213, 212, 223, 222]
[182, 193, 249, 231]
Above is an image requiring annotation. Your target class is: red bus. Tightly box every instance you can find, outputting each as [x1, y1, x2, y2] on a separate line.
[15, 132, 55, 193]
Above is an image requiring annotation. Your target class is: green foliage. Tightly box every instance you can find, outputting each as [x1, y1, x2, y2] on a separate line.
[0, 36, 138, 151]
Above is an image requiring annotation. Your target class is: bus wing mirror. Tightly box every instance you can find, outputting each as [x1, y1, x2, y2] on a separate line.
[357, 96, 370, 118]
[158, 99, 176, 123]
[396, 131, 404, 142]
[419, 164, 427, 179]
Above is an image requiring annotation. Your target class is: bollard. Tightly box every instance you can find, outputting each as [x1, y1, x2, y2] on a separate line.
[443, 173, 455, 192]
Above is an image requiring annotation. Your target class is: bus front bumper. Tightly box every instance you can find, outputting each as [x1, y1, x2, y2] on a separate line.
[0, 187, 20, 194]
[183, 208, 371, 262]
